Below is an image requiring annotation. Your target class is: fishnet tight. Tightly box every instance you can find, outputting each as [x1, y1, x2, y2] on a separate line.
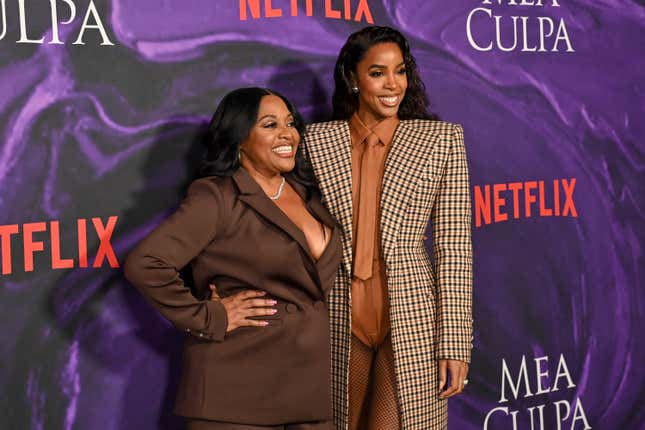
[348, 334, 401, 430]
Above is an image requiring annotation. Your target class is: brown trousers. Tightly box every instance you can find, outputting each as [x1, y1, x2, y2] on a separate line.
[185, 420, 332, 430]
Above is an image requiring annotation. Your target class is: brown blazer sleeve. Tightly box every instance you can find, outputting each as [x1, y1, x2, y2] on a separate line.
[432, 124, 474, 363]
[124, 178, 228, 341]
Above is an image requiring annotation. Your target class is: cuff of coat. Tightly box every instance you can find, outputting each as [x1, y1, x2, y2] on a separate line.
[184, 300, 228, 342]
[437, 352, 472, 364]
[437, 341, 473, 364]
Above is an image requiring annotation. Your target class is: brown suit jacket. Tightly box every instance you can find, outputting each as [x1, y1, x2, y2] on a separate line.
[124, 168, 342, 425]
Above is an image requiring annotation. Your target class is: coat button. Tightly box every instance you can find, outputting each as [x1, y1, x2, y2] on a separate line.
[314, 301, 325, 311]
[198, 332, 204, 337]
[285, 303, 298, 313]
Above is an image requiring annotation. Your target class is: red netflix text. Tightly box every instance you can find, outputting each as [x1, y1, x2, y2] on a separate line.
[473, 178, 578, 227]
[0, 216, 119, 275]
[239, 0, 374, 23]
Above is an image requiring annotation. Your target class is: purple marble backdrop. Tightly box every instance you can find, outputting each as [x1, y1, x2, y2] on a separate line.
[0, 1, 642, 429]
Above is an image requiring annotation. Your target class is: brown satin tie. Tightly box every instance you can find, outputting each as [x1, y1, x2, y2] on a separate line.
[353, 132, 382, 281]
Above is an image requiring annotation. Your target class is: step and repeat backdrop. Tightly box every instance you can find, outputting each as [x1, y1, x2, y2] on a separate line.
[0, 1, 642, 429]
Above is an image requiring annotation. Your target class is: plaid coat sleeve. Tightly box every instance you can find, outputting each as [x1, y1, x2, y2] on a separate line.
[432, 124, 473, 363]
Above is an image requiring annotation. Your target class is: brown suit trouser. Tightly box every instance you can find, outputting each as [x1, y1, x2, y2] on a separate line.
[185, 420, 332, 430]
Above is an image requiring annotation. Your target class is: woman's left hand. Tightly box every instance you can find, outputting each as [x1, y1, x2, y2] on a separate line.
[438, 359, 469, 399]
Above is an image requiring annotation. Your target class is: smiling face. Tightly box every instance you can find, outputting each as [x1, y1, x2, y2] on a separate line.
[352, 42, 408, 126]
[239, 94, 300, 177]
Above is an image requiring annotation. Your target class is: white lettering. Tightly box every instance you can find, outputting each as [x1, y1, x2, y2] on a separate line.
[17, 0, 44, 43]
[73, 1, 113, 45]
[484, 406, 509, 430]
[520, 16, 537, 51]
[49, 0, 76, 44]
[467, 7, 493, 51]
[553, 18, 574, 52]
[500, 356, 533, 402]
[571, 398, 592, 430]
[4, 0, 114, 45]
[528, 404, 546, 430]
[537, 16, 554, 51]
[496, 15, 518, 51]
[534, 356, 550, 394]
[0, 0, 6, 40]
[466, 2, 572, 52]
[553, 353, 576, 391]
[554, 400, 571, 430]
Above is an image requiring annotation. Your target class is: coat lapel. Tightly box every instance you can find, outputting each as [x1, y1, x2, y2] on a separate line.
[380, 121, 440, 263]
[305, 122, 354, 276]
[305, 190, 337, 231]
[233, 169, 323, 290]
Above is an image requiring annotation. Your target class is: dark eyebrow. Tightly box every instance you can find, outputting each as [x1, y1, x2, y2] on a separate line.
[368, 62, 406, 69]
[257, 114, 277, 122]
[258, 113, 294, 122]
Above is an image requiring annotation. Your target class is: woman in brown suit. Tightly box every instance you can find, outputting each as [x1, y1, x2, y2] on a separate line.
[124, 87, 341, 429]
[304, 27, 473, 429]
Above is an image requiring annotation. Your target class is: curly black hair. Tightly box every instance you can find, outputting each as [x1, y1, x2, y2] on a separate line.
[198, 87, 318, 193]
[331, 26, 439, 121]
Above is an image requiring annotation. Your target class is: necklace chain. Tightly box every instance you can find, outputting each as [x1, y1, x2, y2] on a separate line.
[268, 176, 286, 200]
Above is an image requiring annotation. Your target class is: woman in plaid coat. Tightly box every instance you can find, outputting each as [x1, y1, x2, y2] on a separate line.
[304, 27, 473, 430]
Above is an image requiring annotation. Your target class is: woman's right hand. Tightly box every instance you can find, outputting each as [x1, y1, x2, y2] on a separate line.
[217, 290, 277, 332]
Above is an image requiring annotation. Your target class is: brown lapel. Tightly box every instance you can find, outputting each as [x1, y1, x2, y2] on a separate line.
[380, 121, 440, 262]
[304, 121, 354, 276]
[288, 176, 338, 232]
[233, 169, 324, 287]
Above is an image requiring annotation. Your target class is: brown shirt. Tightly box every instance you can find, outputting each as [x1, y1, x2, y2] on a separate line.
[349, 113, 399, 348]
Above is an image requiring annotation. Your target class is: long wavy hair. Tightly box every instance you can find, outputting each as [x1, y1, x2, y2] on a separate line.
[198, 87, 318, 193]
[331, 26, 439, 121]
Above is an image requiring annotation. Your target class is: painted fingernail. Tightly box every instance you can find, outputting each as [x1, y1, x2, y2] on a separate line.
[270, 309, 278, 314]
[269, 300, 277, 305]
[262, 321, 269, 326]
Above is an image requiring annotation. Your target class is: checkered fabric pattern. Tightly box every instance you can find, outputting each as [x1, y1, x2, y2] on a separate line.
[305, 120, 473, 430]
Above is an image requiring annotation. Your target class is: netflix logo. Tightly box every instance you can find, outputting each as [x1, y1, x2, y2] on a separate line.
[473, 178, 578, 227]
[239, 0, 374, 23]
[0, 216, 119, 275]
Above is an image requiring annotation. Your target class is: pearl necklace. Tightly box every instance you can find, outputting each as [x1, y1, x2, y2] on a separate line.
[268, 176, 286, 200]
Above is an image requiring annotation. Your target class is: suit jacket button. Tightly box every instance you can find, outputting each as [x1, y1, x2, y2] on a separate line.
[286, 303, 298, 313]
[314, 301, 325, 311]
[198, 332, 204, 337]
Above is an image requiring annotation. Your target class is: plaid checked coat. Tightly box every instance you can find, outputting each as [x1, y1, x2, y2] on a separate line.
[304, 119, 473, 430]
